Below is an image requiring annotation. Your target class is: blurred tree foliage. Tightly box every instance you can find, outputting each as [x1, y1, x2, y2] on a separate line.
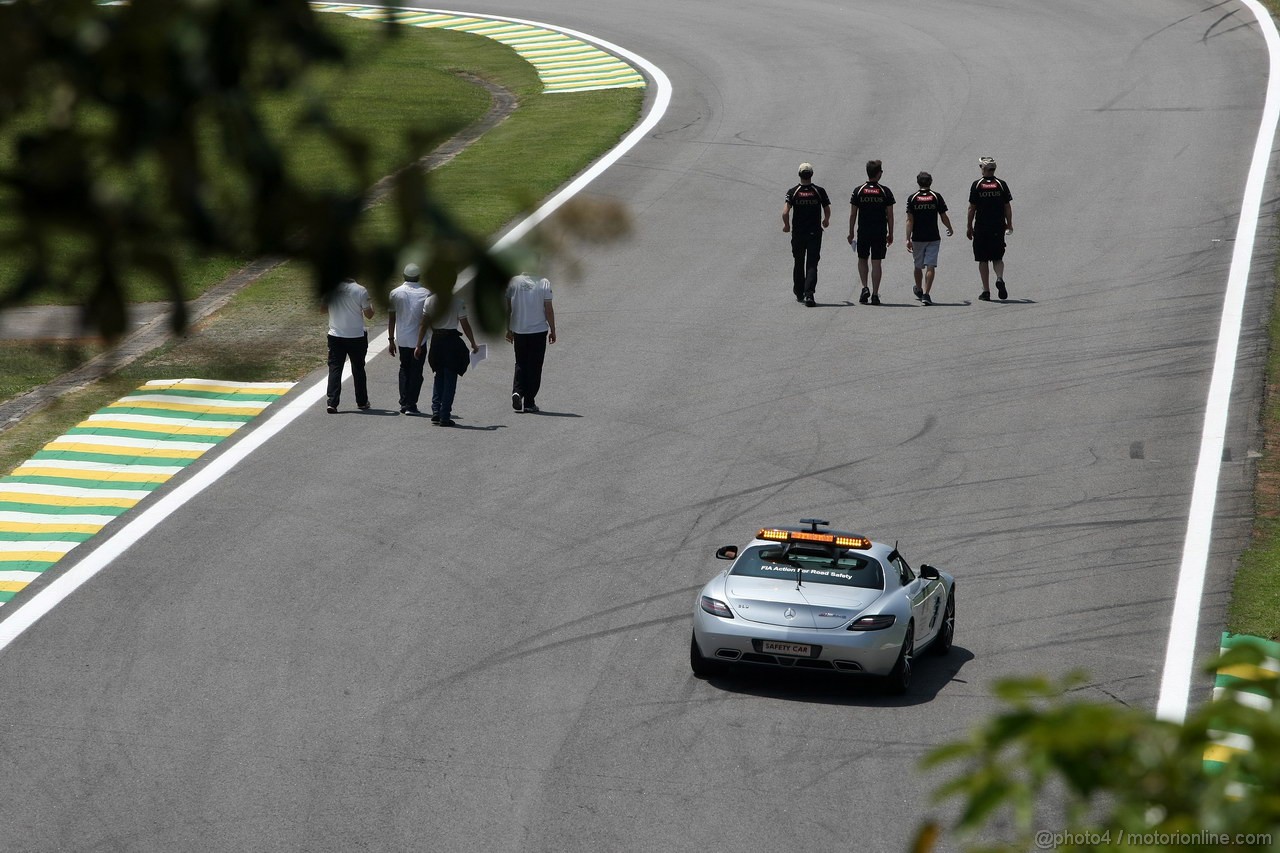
[0, 0, 512, 339]
[914, 643, 1280, 852]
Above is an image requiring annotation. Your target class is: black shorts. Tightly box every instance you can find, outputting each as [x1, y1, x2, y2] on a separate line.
[972, 230, 1006, 262]
[856, 237, 888, 260]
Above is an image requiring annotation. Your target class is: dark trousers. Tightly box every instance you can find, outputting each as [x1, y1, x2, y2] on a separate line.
[327, 333, 369, 408]
[512, 331, 548, 406]
[397, 346, 427, 410]
[791, 229, 822, 297]
[432, 369, 459, 421]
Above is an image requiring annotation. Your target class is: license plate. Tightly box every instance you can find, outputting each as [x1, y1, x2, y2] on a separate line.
[761, 641, 813, 657]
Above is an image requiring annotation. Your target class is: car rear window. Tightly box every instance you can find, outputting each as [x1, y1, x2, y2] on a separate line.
[731, 545, 884, 590]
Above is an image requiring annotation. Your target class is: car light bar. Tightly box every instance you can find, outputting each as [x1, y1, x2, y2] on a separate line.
[757, 528, 871, 549]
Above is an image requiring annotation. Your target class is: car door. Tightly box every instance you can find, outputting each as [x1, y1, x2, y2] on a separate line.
[891, 551, 938, 645]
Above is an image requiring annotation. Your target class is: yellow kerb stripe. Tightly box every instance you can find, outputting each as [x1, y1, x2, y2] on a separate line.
[42, 441, 204, 460]
[0, 554, 63, 567]
[0, 580, 35, 591]
[1219, 662, 1280, 681]
[11, 466, 171, 484]
[0, 492, 138, 509]
[0, 521, 104, 534]
[1204, 743, 1248, 764]
[105, 400, 266, 417]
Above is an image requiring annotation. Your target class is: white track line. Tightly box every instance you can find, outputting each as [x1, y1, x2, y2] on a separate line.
[1155, 0, 1280, 722]
[0, 10, 672, 652]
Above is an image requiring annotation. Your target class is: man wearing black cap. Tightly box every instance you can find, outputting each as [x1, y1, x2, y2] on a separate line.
[782, 162, 831, 307]
[966, 156, 1013, 301]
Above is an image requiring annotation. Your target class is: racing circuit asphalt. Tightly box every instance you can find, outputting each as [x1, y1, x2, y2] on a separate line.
[0, 1, 1276, 851]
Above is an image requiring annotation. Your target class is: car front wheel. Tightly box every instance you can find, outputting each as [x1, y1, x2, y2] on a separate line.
[932, 589, 955, 656]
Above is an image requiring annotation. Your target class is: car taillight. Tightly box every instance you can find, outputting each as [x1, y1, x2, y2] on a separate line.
[700, 596, 734, 619]
[847, 614, 895, 631]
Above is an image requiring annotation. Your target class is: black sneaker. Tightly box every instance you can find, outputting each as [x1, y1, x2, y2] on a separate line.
[430, 413, 440, 423]
[406, 405, 421, 414]
[326, 405, 337, 414]
[524, 402, 540, 414]
[921, 293, 933, 305]
[978, 291, 992, 301]
[399, 406, 408, 414]
[512, 392, 523, 412]
[357, 403, 371, 411]
[870, 293, 881, 305]
[913, 285, 923, 301]
[437, 418, 455, 427]
[795, 293, 805, 303]
[859, 287, 870, 304]
[996, 279, 1008, 300]
[804, 295, 816, 307]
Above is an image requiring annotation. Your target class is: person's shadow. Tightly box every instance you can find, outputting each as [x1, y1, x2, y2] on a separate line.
[519, 410, 582, 418]
[436, 415, 505, 431]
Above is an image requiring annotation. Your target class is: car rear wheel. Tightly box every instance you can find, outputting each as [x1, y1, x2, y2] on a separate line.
[932, 589, 955, 656]
[886, 622, 914, 695]
[690, 632, 727, 678]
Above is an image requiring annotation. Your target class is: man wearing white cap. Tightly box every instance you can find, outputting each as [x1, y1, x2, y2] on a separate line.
[388, 263, 430, 414]
[966, 156, 1014, 301]
[782, 162, 831, 307]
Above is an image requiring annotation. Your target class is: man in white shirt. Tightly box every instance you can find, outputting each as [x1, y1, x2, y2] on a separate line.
[323, 277, 374, 413]
[387, 263, 430, 414]
[504, 272, 556, 414]
[414, 288, 479, 427]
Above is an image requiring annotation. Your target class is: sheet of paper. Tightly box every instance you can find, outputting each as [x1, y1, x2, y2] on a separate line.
[470, 343, 488, 370]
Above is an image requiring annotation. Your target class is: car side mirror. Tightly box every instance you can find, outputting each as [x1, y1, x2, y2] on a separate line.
[919, 564, 940, 580]
[715, 545, 739, 560]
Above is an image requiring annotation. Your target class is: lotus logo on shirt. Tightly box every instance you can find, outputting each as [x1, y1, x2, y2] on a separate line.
[784, 608, 797, 620]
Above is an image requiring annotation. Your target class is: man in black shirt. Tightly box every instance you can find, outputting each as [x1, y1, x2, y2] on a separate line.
[782, 162, 831, 307]
[904, 171, 954, 306]
[966, 156, 1014, 301]
[848, 160, 895, 305]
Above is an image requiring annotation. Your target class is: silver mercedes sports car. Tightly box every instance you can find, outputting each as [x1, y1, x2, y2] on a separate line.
[690, 519, 956, 693]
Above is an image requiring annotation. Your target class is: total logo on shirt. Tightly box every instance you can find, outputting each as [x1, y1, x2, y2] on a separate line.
[976, 179, 1004, 198]
[912, 192, 939, 210]
[792, 186, 823, 205]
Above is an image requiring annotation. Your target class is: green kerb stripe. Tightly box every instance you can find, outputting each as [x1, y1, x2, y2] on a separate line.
[0, 502, 130, 516]
[66, 427, 220, 443]
[0, 559, 61, 572]
[121, 389, 283, 403]
[0, 531, 95, 542]
[1221, 632, 1280, 655]
[32, 451, 196, 466]
[1213, 674, 1278, 696]
[2, 475, 162, 491]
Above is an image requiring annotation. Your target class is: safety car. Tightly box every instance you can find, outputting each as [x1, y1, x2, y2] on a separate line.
[690, 519, 956, 693]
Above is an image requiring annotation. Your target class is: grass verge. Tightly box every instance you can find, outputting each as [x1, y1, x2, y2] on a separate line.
[0, 13, 643, 476]
[0, 15, 495, 306]
[1225, 0, 1280, 641]
[1227, 252, 1280, 640]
